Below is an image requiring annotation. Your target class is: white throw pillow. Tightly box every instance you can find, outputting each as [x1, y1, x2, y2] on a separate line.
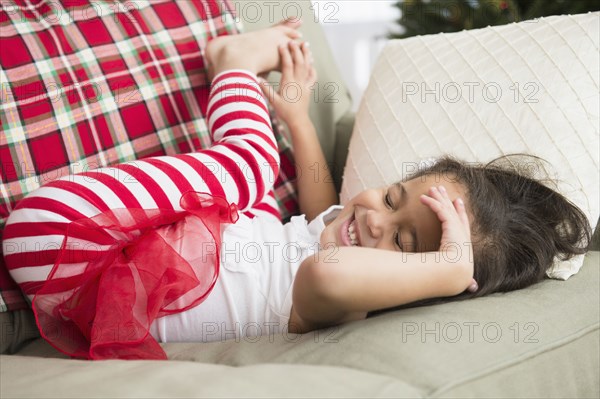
[341, 13, 599, 280]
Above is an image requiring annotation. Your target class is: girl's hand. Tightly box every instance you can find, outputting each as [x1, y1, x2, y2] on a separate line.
[420, 186, 477, 291]
[259, 41, 317, 128]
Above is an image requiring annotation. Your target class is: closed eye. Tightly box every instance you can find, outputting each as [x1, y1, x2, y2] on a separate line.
[394, 231, 403, 251]
[384, 191, 393, 209]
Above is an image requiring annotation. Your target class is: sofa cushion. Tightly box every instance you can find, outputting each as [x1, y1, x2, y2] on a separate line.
[9, 251, 599, 397]
[0, 0, 300, 312]
[340, 13, 599, 280]
[1, 356, 422, 398]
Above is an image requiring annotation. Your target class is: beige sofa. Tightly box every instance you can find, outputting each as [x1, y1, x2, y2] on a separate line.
[2, 2, 599, 398]
[3, 251, 599, 397]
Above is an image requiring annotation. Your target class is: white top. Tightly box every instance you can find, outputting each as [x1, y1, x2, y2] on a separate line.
[149, 205, 343, 343]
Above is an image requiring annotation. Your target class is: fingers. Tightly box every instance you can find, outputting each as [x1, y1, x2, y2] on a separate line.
[279, 42, 294, 77]
[307, 65, 317, 86]
[280, 41, 314, 82]
[420, 185, 470, 228]
[302, 42, 317, 84]
[288, 41, 305, 72]
[420, 186, 452, 222]
[301, 41, 312, 64]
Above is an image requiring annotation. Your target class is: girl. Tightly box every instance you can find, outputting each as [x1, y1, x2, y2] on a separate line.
[1, 20, 591, 360]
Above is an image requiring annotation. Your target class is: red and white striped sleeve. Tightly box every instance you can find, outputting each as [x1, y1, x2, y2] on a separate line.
[1, 70, 280, 298]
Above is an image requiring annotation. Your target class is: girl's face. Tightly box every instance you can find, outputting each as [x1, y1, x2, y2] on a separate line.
[321, 174, 467, 252]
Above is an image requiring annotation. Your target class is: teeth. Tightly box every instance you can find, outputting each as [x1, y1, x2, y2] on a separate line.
[347, 220, 359, 246]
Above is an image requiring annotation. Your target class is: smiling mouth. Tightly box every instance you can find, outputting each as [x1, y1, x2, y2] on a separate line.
[348, 219, 360, 246]
[341, 213, 361, 247]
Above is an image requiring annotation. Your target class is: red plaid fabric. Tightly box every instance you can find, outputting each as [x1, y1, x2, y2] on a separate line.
[0, 0, 299, 312]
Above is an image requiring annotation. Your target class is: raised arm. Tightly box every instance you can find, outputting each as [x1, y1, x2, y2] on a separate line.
[290, 185, 475, 332]
[291, 246, 473, 330]
[260, 41, 338, 221]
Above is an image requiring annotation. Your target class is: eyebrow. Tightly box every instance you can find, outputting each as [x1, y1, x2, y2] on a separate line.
[397, 182, 419, 251]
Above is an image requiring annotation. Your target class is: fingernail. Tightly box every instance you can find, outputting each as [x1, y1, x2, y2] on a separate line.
[457, 198, 464, 206]
[304, 41, 310, 47]
[439, 185, 446, 193]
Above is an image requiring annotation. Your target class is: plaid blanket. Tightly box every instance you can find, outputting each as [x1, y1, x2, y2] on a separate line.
[0, 0, 299, 312]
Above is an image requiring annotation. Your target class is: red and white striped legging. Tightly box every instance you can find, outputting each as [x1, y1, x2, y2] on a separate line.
[2, 70, 281, 301]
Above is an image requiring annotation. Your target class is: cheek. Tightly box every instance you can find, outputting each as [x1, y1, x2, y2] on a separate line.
[409, 201, 443, 251]
[422, 216, 444, 250]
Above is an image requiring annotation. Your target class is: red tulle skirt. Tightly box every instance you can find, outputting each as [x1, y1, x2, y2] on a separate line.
[32, 192, 238, 360]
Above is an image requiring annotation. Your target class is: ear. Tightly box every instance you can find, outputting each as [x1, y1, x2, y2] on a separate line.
[467, 278, 478, 293]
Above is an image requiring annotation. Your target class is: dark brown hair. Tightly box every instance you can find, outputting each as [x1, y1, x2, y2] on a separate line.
[368, 154, 592, 316]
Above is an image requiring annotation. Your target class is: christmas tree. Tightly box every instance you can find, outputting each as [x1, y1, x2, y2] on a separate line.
[391, 0, 600, 39]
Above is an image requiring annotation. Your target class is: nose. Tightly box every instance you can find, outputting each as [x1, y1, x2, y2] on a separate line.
[366, 209, 385, 239]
